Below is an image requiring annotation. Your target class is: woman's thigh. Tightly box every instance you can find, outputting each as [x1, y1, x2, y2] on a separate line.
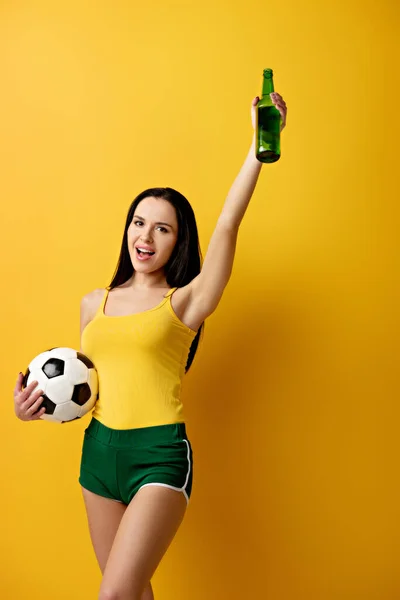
[100, 485, 187, 599]
[81, 486, 127, 573]
[81, 487, 155, 600]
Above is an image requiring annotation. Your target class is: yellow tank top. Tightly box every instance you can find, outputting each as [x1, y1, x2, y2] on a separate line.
[81, 287, 198, 430]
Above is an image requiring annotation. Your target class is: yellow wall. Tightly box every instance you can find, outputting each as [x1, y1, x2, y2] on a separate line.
[1, 1, 398, 598]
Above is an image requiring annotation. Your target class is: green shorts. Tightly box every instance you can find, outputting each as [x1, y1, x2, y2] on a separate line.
[79, 418, 193, 505]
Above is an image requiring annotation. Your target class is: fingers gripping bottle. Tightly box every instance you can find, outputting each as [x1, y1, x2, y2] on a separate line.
[256, 68, 281, 163]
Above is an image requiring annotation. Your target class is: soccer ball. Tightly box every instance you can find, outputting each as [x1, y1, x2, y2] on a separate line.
[22, 347, 98, 423]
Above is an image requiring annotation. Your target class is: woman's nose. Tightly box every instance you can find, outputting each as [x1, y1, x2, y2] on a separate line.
[140, 230, 153, 242]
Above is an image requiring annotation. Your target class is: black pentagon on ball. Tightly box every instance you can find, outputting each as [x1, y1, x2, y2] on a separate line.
[71, 382, 91, 406]
[40, 395, 56, 415]
[77, 352, 94, 369]
[42, 358, 64, 379]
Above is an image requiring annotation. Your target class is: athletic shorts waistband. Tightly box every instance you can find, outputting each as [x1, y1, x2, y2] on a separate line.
[85, 417, 188, 448]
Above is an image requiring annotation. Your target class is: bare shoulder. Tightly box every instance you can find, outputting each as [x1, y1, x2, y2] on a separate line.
[80, 288, 107, 333]
[81, 288, 106, 311]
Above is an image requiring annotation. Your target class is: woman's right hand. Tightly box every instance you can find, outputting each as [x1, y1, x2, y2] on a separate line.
[13, 373, 47, 421]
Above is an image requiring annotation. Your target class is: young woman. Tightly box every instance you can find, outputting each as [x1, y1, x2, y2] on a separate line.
[14, 93, 287, 600]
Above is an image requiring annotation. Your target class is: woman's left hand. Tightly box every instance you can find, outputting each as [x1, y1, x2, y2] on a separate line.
[251, 93, 287, 132]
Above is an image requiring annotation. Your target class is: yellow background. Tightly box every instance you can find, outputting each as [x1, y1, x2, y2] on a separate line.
[1, 1, 398, 598]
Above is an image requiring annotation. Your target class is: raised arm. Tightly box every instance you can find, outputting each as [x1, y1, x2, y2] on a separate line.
[188, 93, 287, 318]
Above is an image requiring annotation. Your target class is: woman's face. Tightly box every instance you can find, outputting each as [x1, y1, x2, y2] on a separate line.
[127, 197, 179, 272]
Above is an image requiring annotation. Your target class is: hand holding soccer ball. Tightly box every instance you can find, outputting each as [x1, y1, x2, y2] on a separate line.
[14, 347, 98, 424]
[14, 375, 47, 421]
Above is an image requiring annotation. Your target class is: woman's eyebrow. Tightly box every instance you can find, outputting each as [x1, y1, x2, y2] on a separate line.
[134, 215, 173, 227]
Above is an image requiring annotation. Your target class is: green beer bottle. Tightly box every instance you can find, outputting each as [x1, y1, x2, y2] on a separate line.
[256, 69, 281, 163]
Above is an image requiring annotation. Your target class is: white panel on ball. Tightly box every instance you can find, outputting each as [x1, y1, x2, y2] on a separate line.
[64, 358, 88, 384]
[53, 401, 80, 422]
[46, 377, 74, 404]
[41, 413, 63, 423]
[28, 368, 49, 393]
[48, 347, 77, 360]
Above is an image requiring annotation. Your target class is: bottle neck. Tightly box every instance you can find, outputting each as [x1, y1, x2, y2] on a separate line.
[261, 76, 275, 97]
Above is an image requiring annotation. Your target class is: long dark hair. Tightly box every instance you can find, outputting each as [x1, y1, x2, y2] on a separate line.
[107, 187, 204, 372]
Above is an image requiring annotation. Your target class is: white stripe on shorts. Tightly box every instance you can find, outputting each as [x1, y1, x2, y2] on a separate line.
[138, 439, 191, 504]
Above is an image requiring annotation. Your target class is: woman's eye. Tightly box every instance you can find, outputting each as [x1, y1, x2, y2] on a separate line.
[134, 221, 167, 233]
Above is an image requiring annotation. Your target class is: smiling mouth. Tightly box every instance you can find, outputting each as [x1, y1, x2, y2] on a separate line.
[136, 248, 156, 258]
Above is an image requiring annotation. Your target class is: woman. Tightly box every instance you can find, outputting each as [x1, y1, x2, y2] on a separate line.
[14, 93, 287, 600]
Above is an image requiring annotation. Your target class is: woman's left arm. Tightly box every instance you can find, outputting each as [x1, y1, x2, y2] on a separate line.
[188, 93, 287, 317]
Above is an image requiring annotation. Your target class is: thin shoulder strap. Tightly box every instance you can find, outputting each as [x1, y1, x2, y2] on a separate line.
[164, 287, 178, 298]
[96, 287, 110, 317]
